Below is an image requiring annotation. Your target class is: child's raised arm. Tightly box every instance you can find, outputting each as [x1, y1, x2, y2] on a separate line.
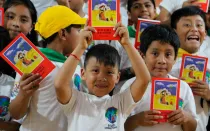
[54, 26, 96, 104]
[113, 22, 151, 102]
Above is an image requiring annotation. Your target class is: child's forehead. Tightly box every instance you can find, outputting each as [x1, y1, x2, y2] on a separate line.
[86, 57, 119, 69]
[179, 15, 205, 22]
[148, 41, 175, 50]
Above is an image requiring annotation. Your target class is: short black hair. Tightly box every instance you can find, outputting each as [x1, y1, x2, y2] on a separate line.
[3, 0, 38, 46]
[84, 44, 121, 70]
[140, 24, 180, 59]
[42, 24, 81, 47]
[171, 6, 207, 29]
[127, 0, 156, 12]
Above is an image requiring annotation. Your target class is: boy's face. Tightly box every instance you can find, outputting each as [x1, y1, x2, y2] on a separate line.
[142, 41, 176, 78]
[175, 15, 206, 53]
[128, 0, 156, 25]
[63, 26, 81, 55]
[81, 57, 120, 97]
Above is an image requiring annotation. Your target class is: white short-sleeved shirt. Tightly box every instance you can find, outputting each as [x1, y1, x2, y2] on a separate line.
[170, 56, 209, 131]
[0, 74, 14, 121]
[31, 0, 57, 17]
[61, 87, 137, 131]
[159, 0, 187, 14]
[123, 75, 197, 131]
[10, 61, 82, 131]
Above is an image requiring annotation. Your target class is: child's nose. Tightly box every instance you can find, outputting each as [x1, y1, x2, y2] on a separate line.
[12, 18, 20, 28]
[157, 55, 166, 64]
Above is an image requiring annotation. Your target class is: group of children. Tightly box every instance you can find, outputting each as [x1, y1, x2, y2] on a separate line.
[0, 0, 210, 131]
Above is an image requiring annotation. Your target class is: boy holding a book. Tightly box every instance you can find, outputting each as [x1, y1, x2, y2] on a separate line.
[170, 6, 210, 131]
[124, 24, 197, 131]
[54, 22, 151, 131]
[9, 5, 86, 131]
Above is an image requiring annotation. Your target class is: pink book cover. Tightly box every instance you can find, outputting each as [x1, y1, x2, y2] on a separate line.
[88, 0, 120, 40]
[151, 77, 180, 122]
[0, 8, 4, 26]
[179, 54, 208, 85]
[0, 33, 55, 81]
[135, 18, 160, 50]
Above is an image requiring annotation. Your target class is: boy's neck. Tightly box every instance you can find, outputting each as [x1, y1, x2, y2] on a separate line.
[77, 9, 86, 17]
[47, 41, 65, 56]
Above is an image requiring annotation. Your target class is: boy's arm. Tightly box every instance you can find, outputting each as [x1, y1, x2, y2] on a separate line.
[9, 73, 41, 119]
[114, 22, 151, 102]
[0, 121, 21, 131]
[54, 27, 95, 104]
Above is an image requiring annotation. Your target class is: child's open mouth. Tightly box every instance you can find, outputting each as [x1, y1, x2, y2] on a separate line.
[187, 35, 199, 41]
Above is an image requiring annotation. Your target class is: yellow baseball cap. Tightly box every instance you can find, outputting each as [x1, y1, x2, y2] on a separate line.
[35, 5, 86, 39]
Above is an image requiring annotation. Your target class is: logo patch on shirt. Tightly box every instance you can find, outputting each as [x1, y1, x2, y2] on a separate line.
[0, 96, 10, 121]
[105, 107, 118, 129]
[74, 74, 81, 91]
[179, 98, 184, 108]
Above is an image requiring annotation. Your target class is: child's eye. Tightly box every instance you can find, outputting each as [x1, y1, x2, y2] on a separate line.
[183, 23, 191, 27]
[6, 15, 14, 20]
[133, 4, 141, 9]
[197, 24, 203, 28]
[165, 52, 172, 57]
[152, 52, 158, 56]
[145, 4, 151, 8]
[107, 71, 114, 75]
[92, 69, 99, 73]
[21, 18, 28, 23]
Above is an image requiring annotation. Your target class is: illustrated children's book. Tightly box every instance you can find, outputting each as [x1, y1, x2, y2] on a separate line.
[88, 0, 120, 40]
[0, 33, 55, 80]
[135, 18, 160, 50]
[198, 0, 209, 13]
[180, 54, 208, 84]
[155, 0, 162, 8]
[151, 78, 180, 122]
[0, 8, 4, 26]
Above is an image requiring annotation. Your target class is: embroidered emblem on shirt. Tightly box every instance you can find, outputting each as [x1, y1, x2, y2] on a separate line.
[74, 74, 81, 91]
[105, 107, 118, 129]
[0, 96, 10, 121]
[179, 98, 184, 108]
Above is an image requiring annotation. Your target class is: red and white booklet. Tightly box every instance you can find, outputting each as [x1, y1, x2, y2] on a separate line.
[0, 33, 55, 81]
[88, 0, 120, 40]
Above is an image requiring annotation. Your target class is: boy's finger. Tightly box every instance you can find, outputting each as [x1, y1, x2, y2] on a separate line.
[20, 73, 33, 81]
[113, 22, 123, 31]
[84, 26, 96, 32]
[169, 117, 183, 125]
[85, 19, 89, 27]
[118, 28, 127, 37]
[20, 74, 41, 88]
[113, 27, 121, 37]
[168, 113, 182, 122]
[146, 121, 158, 126]
[146, 115, 163, 120]
[147, 110, 161, 115]
[167, 109, 181, 118]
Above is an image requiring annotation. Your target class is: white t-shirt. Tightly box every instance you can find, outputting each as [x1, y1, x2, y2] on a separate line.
[61, 87, 137, 131]
[31, 0, 57, 17]
[170, 56, 209, 131]
[123, 75, 197, 131]
[159, 0, 187, 14]
[11, 61, 82, 131]
[0, 73, 14, 121]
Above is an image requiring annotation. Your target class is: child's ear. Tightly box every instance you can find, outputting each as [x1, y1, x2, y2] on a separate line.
[115, 72, 121, 84]
[81, 68, 86, 80]
[139, 51, 145, 59]
[127, 11, 131, 20]
[58, 29, 67, 40]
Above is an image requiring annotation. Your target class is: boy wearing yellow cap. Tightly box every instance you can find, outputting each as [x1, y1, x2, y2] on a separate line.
[9, 5, 86, 131]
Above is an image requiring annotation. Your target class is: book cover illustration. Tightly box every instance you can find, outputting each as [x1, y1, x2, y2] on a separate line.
[88, 0, 120, 40]
[151, 78, 180, 122]
[198, 0, 209, 12]
[0, 8, 4, 26]
[0, 33, 55, 80]
[180, 54, 208, 84]
[135, 18, 160, 50]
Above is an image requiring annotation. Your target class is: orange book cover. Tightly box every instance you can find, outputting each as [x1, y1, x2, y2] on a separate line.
[135, 18, 160, 50]
[88, 0, 120, 40]
[198, 0, 209, 12]
[0, 33, 55, 81]
[0, 8, 4, 26]
[151, 78, 180, 122]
